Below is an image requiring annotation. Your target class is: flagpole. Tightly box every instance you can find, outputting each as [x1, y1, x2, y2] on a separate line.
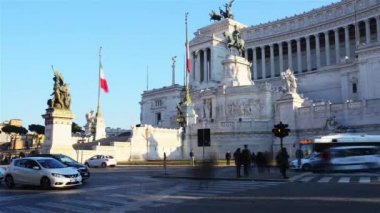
[185, 12, 192, 105]
[97, 47, 102, 117]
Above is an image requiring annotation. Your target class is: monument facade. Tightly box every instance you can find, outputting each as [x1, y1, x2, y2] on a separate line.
[140, 0, 380, 158]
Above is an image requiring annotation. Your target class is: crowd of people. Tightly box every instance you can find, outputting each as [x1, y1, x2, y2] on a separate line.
[229, 145, 290, 179]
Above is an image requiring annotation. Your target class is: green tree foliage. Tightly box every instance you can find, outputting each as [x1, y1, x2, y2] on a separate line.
[1, 125, 28, 135]
[28, 124, 45, 135]
[72, 122, 83, 134]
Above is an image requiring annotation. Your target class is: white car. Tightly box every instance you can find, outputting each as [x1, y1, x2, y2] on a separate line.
[4, 157, 82, 189]
[329, 146, 380, 171]
[290, 152, 322, 171]
[84, 155, 117, 168]
[0, 167, 5, 184]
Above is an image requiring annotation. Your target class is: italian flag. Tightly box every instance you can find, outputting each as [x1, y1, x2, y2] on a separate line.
[100, 62, 109, 93]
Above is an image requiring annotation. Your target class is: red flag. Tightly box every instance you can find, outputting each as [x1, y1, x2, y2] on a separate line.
[186, 39, 190, 73]
[186, 13, 190, 73]
[100, 62, 109, 93]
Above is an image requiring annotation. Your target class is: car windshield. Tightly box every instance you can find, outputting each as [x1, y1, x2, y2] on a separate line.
[37, 159, 66, 169]
[58, 155, 77, 164]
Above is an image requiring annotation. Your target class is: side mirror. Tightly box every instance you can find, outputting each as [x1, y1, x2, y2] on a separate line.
[32, 166, 40, 170]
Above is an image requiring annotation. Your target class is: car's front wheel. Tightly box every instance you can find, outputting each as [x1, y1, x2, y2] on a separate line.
[302, 164, 312, 171]
[101, 162, 107, 168]
[40, 177, 51, 189]
[5, 175, 15, 189]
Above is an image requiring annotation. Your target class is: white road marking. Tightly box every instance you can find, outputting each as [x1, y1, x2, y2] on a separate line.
[6, 205, 55, 213]
[37, 202, 93, 213]
[299, 176, 314, 182]
[318, 177, 333, 183]
[337, 177, 350, 183]
[358, 177, 371, 183]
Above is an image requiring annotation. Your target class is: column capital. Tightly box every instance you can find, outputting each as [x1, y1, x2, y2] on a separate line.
[305, 35, 310, 40]
[334, 28, 339, 33]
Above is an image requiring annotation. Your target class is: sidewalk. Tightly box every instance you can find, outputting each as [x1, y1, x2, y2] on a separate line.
[153, 165, 306, 182]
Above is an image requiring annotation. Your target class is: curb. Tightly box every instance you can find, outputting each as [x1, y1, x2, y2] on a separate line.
[152, 175, 290, 182]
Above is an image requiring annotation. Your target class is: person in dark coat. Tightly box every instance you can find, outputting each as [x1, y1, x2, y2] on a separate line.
[276, 148, 290, 179]
[225, 151, 231, 165]
[241, 145, 252, 177]
[233, 148, 241, 177]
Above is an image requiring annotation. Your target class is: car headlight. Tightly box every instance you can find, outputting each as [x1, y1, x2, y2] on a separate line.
[51, 173, 65, 178]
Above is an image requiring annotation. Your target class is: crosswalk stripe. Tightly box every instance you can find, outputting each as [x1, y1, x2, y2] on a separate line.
[318, 177, 333, 183]
[299, 176, 314, 182]
[61, 199, 114, 208]
[359, 177, 371, 183]
[37, 202, 92, 213]
[6, 205, 55, 213]
[338, 177, 350, 183]
[88, 196, 130, 205]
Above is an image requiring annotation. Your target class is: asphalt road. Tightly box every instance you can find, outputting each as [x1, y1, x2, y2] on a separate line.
[0, 166, 379, 213]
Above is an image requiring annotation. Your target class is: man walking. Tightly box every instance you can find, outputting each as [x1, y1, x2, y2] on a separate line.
[276, 148, 290, 179]
[225, 151, 231, 165]
[190, 150, 195, 166]
[241, 144, 251, 177]
[233, 148, 241, 177]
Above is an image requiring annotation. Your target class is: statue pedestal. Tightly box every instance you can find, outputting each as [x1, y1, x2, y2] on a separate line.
[41, 108, 76, 159]
[181, 103, 198, 160]
[95, 115, 106, 140]
[222, 55, 253, 87]
[274, 92, 304, 154]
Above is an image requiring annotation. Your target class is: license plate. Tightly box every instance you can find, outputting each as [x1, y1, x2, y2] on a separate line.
[70, 178, 76, 182]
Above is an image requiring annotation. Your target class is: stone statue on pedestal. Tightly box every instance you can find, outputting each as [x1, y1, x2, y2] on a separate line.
[47, 68, 71, 110]
[223, 25, 245, 56]
[281, 69, 298, 94]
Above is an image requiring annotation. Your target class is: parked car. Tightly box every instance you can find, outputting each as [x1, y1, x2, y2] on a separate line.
[4, 157, 82, 189]
[328, 146, 380, 171]
[33, 154, 90, 181]
[84, 155, 117, 168]
[0, 167, 5, 184]
[290, 152, 322, 171]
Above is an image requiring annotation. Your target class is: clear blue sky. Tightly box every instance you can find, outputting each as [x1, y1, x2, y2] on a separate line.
[0, 0, 338, 129]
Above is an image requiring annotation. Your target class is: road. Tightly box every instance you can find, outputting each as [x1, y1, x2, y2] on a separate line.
[0, 166, 379, 213]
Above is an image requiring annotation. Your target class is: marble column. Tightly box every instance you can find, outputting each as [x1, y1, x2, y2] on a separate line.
[355, 22, 360, 47]
[376, 16, 380, 42]
[261, 46, 266, 79]
[365, 19, 371, 44]
[296, 38, 302, 73]
[287, 41, 292, 70]
[204, 49, 208, 82]
[270, 44, 275, 77]
[334, 29, 340, 64]
[315, 34, 321, 68]
[279, 42, 284, 73]
[324, 31, 331, 66]
[253, 48, 258, 80]
[344, 26, 350, 58]
[306, 36, 311, 71]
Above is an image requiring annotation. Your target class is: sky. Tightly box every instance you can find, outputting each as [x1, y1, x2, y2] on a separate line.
[0, 0, 339, 130]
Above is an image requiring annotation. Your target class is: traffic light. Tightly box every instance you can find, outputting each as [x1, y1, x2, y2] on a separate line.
[272, 122, 290, 138]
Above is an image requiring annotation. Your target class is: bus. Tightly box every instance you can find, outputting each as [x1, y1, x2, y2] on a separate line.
[313, 133, 380, 152]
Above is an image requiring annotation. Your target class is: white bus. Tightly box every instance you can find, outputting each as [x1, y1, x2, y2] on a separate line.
[313, 133, 380, 152]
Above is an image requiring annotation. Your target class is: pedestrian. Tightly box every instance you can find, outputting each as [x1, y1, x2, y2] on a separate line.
[241, 144, 252, 177]
[233, 148, 242, 177]
[163, 152, 167, 175]
[295, 149, 304, 169]
[189, 150, 195, 166]
[225, 151, 231, 165]
[256, 152, 265, 173]
[276, 148, 290, 179]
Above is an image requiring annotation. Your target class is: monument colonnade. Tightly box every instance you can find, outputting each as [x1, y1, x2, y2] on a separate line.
[246, 15, 380, 80]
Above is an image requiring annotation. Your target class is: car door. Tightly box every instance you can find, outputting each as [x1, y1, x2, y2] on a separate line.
[88, 156, 98, 167]
[11, 159, 27, 184]
[25, 160, 43, 185]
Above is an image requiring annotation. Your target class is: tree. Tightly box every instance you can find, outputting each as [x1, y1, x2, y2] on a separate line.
[1, 125, 28, 150]
[28, 124, 45, 148]
[28, 124, 45, 135]
[72, 122, 83, 134]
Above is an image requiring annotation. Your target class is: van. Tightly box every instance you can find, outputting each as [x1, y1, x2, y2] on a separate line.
[329, 146, 380, 171]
